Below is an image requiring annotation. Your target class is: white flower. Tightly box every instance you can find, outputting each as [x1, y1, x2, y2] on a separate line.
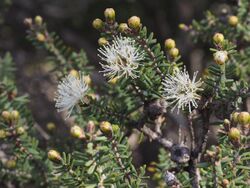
[54, 73, 88, 118]
[98, 35, 145, 80]
[213, 50, 228, 65]
[162, 68, 203, 113]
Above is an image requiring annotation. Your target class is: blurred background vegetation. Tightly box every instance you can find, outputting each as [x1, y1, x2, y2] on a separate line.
[0, 0, 238, 167]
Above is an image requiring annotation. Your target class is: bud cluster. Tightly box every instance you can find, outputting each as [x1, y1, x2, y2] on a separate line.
[92, 8, 142, 47]
[24, 15, 47, 43]
[164, 38, 179, 59]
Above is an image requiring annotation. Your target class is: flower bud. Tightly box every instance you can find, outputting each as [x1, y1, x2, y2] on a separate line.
[112, 124, 119, 133]
[69, 69, 79, 78]
[223, 119, 230, 130]
[34, 15, 43, 25]
[237, 111, 250, 125]
[104, 8, 115, 21]
[98, 37, 108, 46]
[228, 16, 238, 27]
[100, 121, 112, 135]
[10, 110, 19, 122]
[213, 51, 228, 65]
[84, 75, 92, 86]
[48, 150, 62, 162]
[108, 77, 118, 85]
[47, 122, 56, 131]
[169, 48, 179, 58]
[70, 125, 85, 139]
[24, 18, 32, 26]
[5, 159, 16, 169]
[231, 112, 239, 123]
[118, 23, 129, 33]
[147, 162, 157, 173]
[165, 38, 176, 50]
[36, 33, 46, 42]
[128, 16, 141, 30]
[0, 129, 6, 139]
[86, 120, 95, 134]
[178, 23, 189, 31]
[92, 18, 104, 30]
[16, 127, 25, 135]
[1, 111, 11, 121]
[213, 33, 224, 44]
[228, 127, 241, 141]
[222, 179, 229, 187]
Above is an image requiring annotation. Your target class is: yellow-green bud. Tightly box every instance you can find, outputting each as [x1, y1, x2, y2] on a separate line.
[70, 125, 85, 139]
[98, 37, 108, 46]
[84, 75, 92, 86]
[165, 38, 176, 50]
[228, 127, 241, 141]
[16, 127, 25, 135]
[36, 33, 46, 42]
[231, 112, 239, 123]
[100, 121, 112, 135]
[69, 69, 79, 78]
[213, 33, 224, 44]
[169, 48, 179, 58]
[92, 18, 104, 30]
[1, 111, 11, 121]
[178, 23, 189, 31]
[0, 129, 6, 139]
[118, 23, 129, 33]
[5, 159, 16, 169]
[34, 15, 43, 25]
[112, 124, 119, 133]
[237, 111, 250, 125]
[128, 16, 141, 30]
[228, 16, 238, 27]
[108, 77, 118, 85]
[48, 150, 62, 162]
[10, 110, 19, 121]
[213, 51, 228, 65]
[47, 122, 56, 131]
[223, 119, 230, 126]
[104, 8, 115, 21]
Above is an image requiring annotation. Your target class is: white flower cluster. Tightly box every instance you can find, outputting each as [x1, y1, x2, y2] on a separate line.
[162, 68, 203, 113]
[54, 73, 88, 118]
[98, 35, 145, 80]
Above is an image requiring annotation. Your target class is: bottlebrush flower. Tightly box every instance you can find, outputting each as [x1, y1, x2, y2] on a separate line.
[162, 68, 203, 113]
[98, 35, 145, 80]
[54, 73, 88, 118]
